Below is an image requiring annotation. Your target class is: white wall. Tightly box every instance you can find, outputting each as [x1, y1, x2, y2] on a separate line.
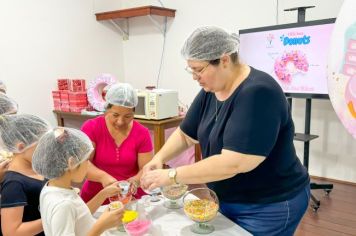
[1, 0, 355, 183]
[117, 0, 356, 183]
[0, 0, 125, 126]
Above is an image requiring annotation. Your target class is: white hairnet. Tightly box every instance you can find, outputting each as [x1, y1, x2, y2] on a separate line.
[0, 80, 6, 93]
[32, 127, 94, 179]
[0, 114, 51, 153]
[0, 94, 18, 115]
[181, 26, 239, 61]
[105, 83, 138, 108]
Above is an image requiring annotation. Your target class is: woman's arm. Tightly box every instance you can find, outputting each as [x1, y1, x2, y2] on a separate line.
[141, 149, 265, 189]
[85, 143, 117, 187]
[142, 127, 196, 175]
[1, 207, 43, 236]
[176, 149, 265, 184]
[86, 161, 117, 187]
[128, 151, 153, 183]
[154, 128, 197, 163]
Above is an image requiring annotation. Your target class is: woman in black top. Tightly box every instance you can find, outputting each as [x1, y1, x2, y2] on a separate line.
[0, 114, 51, 236]
[141, 26, 310, 236]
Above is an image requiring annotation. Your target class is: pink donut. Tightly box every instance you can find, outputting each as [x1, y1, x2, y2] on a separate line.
[87, 74, 117, 111]
[345, 76, 356, 118]
[274, 50, 309, 83]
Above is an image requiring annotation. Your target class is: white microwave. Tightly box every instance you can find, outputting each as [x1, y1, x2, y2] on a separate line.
[135, 89, 179, 120]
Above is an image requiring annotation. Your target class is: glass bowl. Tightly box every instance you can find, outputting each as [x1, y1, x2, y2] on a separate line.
[183, 188, 219, 234]
[161, 183, 188, 209]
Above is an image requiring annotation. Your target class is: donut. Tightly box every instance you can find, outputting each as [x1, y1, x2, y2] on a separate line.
[274, 50, 309, 83]
[87, 74, 117, 111]
[345, 76, 356, 118]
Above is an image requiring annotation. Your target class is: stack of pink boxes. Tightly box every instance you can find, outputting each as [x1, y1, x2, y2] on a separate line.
[343, 39, 356, 77]
[52, 79, 88, 113]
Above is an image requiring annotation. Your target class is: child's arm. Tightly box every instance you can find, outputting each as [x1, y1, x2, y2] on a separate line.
[86, 182, 120, 214]
[87, 207, 124, 236]
[1, 207, 43, 236]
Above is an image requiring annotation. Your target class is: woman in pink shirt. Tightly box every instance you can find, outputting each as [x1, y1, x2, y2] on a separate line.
[80, 83, 153, 203]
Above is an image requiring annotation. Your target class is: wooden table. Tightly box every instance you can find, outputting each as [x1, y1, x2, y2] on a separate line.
[53, 110, 201, 162]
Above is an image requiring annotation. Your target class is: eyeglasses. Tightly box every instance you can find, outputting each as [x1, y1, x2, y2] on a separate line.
[185, 63, 210, 78]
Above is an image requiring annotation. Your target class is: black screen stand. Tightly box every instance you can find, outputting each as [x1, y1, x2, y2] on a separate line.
[284, 6, 333, 212]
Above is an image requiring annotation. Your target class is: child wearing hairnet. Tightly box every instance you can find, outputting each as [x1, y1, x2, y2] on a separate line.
[0, 114, 51, 236]
[32, 127, 124, 236]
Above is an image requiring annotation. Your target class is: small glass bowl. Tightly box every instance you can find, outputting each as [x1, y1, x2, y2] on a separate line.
[161, 183, 188, 209]
[142, 187, 163, 205]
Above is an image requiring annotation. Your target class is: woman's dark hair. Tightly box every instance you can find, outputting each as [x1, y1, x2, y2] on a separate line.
[105, 103, 135, 112]
[105, 103, 114, 110]
[209, 52, 239, 65]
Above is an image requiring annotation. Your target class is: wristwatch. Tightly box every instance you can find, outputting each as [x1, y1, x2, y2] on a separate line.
[168, 168, 178, 184]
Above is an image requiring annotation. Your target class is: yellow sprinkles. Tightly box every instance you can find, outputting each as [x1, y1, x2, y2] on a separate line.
[184, 199, 218, 222]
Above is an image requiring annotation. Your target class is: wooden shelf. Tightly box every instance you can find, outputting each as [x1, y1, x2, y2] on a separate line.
[95, 5, 176, 21]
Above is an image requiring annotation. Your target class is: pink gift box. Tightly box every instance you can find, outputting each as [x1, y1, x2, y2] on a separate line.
[68, 91, 87, 100]
[69, 101, 88, 106]
[343, 63, 356, 76]
[345, 52, 356, 65]
[57, 79, 71, 90]
[348, 39, 356, 51]
[71, 79, 86, 92]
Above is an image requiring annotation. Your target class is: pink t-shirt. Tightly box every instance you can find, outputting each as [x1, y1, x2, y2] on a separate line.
[80, 116, 153, 203]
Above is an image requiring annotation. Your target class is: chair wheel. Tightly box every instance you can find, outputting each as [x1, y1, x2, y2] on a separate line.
[324, 189, 332, 196]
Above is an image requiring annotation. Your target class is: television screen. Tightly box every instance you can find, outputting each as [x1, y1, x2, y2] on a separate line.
[238, 18, 335, 99]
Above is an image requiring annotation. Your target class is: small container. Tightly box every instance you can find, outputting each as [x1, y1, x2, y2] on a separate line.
[124, 219, 152, 236]
[108, 201, 123, 211]
[118, 181, 131, 195]
[109, 181, 133, 205]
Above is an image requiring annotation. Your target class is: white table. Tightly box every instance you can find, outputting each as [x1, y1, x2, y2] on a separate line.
[95, 196, 251, 236]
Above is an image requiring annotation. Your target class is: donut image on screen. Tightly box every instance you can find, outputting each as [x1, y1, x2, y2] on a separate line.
[274, 50, 309, 83]
[87, 74, 117, 111]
